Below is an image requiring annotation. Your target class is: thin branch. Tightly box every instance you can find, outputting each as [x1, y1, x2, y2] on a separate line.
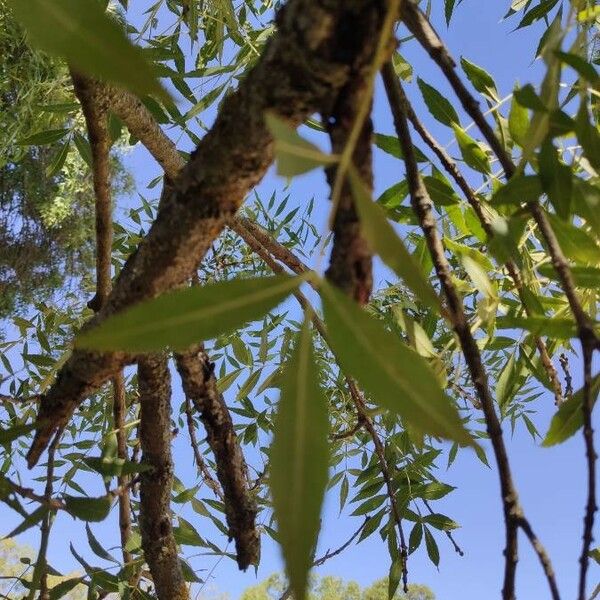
[30, 428, 62, 600]
[184, 394, 225, 501]
[175, 348, 259, 570]
[560, 353, 573, 399]
[382, 61, 560, 600]
[138, 354, 189, 600]
[423, 499, 464, 557]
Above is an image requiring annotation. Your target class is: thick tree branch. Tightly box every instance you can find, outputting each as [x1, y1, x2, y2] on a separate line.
[382, 61, 560, 600]
[138, 354, 189, 600]
[323, 83, 374, 304]
[175, 347, 259, 570]
[27, 0, 392, 468]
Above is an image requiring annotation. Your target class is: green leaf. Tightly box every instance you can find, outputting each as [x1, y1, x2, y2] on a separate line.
[497, 315, 578, 339]
[452, 124, 490, 173]
[173, 517, 205, 547]
[179, 558, 203, 583]
[85, 524, 116, 563]
[461, 256, 495, 298]
[546, 213, 600, 265]
[320, 280, 472, 445]
[589, 548, 600, 565]
[537, 264, 600, 288]
[17, 128, 70, 146]
[388, 559, 403, 600]
[555, 51, 600, 87]
[349, 169, 440, 311]
[8, 0, 166, 99]
[538, 141, 572, 219]
[422, 513, 460, 531]
[514, 84, 546, 111]
[64, 495, 112, 522]
[83, 457, 151, 477]
[408, 523, 423, 554]
[491, 175, 542, 206]
[6, 505, 49, 538]
[460, 57, 499, 102]
[46, 143, 71, 178]
[265, 113, 336, 177]
[392, 52, 413, 82]
[576, 101, 600, 172]
[424, 527, 440, 567]
[417, 78, 460, 127]
[48, 577, 85, 600]
[374, 134, 429, 163]
[270, 320, 329, 600]
[422, 176, 460, 206]
[0, 422, 38, 444]
[542, 376, 600, 446]
[76, 275, 303, 352]
[508, 91, 530, 147]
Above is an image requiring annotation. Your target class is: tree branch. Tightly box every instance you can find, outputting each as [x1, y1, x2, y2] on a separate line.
[381, 60, 560, 600]
[27, 0, 393, 468]
[138, 354, 189, 600]
[175, 347, 259, 570]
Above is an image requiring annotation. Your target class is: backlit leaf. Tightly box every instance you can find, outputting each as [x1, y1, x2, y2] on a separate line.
[270, 320, 329, 600]
[76, 275, 303, 352]
[8, 0, 165, 99]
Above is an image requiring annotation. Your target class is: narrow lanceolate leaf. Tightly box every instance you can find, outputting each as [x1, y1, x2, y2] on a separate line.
[460, 57, 499, 102]
[265, 113, 336, 177]
[76, 275, 303, 352]
[320, 280, 473, 445]
[417, 78, 460, 127]
[452, 125, 491, 173]
[349, 169, 440, 312]
[270, 320, 329, 600]
[8, 0, 165, 99]
[542, 375, 600, 446]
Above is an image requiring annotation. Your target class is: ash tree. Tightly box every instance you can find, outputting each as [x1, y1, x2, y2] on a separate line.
[0, 1, 599, 599]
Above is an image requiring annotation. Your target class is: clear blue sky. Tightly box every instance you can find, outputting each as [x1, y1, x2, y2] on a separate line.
[4, 2, 599, 599]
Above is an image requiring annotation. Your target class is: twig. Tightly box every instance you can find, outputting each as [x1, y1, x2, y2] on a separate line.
[277, 518, 370, 600]
[559, 354, 573, 399]
[423, 499, 464, 556]
[29, 428, 62, 600]
[184, 395, 225, 500]
[381, 60, 560, 600]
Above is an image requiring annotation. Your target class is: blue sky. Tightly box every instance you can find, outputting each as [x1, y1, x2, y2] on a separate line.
[3, 2, 600, 599]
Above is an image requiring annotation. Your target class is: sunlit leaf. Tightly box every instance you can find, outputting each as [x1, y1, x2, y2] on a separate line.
[542, 375, 600, 446]
[417, 78, 460, 127]
[265, 113, 336, 176]
[452, 125, 490, 173]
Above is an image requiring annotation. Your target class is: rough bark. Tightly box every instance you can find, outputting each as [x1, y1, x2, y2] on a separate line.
[323, 79, 374, 305]
[138, 354, 189, 600]
[27, 0, 390, 468]
[175, 347, 259, 570]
